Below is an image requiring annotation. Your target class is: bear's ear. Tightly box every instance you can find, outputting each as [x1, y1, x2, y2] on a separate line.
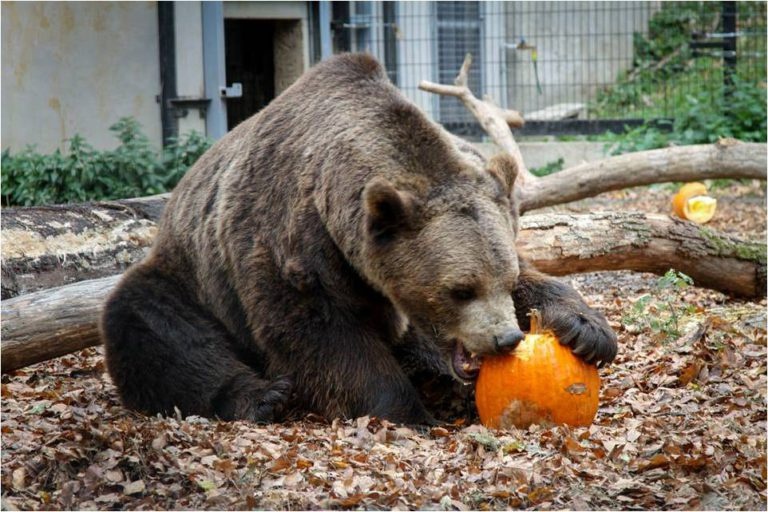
[363, 177, 417, 243]
[486, 153, 518, 198]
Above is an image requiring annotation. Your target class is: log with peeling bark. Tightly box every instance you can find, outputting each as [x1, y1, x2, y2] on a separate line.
[1, 195, 169, 299]
[517, 212, 766, 298]
[419, 53, 767, 213]
[2, 212, 764, 373]
[517, 140, 766, 212]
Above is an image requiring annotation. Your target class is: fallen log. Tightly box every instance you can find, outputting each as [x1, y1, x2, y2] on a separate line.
[517, 140, 766, 212]
[2, 212, 764, 373]
[1, 195, 169, 298]
[1, 275, 118, 374]
[517, 212, 766, 298]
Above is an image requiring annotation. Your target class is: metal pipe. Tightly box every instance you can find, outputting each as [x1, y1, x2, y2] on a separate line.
[158, 2, 177, 145]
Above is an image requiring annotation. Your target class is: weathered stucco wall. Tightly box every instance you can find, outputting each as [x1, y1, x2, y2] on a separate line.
[2, 2, 162, 152]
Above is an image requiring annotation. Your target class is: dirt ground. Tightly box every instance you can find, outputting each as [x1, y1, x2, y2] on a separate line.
[2, 180, 766, 510]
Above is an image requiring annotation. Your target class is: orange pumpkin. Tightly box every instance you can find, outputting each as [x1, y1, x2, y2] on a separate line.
[475, 311, 600, 429]
[672, 182, 717, 223]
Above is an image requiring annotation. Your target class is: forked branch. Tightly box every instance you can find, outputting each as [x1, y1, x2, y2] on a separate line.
[419, 53, 767, 213]
[418, 53, 533, 186]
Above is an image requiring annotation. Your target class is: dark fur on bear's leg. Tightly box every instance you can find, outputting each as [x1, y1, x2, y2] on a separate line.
[513, 259, 618, 367]
[101, 263, 291, 422]
[212, 373, 293, 422]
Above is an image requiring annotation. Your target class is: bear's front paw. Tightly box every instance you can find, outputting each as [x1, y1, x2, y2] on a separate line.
[543, 308, 618, 367]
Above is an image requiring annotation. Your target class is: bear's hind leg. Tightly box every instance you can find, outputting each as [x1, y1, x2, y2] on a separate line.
[101, 265, 291, 422]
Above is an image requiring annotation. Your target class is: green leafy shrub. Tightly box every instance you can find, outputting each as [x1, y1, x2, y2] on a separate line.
[530, 157, 565, 177]
[1, 117, 212, 206]
[622, 269, 697, 341]
[603, 76, 767, 154]
[590, 2, 766, 155]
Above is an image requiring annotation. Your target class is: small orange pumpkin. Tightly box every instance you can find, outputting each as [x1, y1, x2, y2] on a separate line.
[475, 311, 600, 429]
[672, 182, 717, 224]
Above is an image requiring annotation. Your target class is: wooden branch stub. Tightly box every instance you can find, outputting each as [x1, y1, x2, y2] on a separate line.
[455, 53, 472, 87]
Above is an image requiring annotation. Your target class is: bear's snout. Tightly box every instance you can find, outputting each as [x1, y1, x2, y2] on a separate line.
[494, 328, 525, 353]
[454, 293, 521, 355]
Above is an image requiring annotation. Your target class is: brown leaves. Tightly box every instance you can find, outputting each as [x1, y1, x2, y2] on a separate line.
[2, 301, 765, 511]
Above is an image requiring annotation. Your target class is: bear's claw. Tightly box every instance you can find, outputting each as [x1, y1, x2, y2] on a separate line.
[545, 308, 618, 367]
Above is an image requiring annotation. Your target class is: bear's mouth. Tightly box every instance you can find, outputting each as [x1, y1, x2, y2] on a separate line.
[451, 340, 482, 382]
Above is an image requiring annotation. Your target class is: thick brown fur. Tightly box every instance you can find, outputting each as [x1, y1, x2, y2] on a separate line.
[101, 54, 616, 424]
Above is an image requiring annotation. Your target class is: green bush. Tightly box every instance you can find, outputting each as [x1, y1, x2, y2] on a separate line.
[530, 157, 565, 177]
[1, 117, 212, 206]
[590, 2, 766, 155]
[604, 76, 767, 154]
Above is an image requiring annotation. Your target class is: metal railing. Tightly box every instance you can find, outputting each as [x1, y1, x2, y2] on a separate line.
[321, 1, 766, 137]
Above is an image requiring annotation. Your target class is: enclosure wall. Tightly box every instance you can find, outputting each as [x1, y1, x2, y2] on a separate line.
[1, 2, 163, 152]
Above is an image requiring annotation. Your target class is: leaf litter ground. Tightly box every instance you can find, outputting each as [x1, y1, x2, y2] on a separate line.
[2, 181, 766, 510]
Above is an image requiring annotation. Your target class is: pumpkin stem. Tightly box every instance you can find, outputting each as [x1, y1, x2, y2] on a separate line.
[528, 308, 542, 334]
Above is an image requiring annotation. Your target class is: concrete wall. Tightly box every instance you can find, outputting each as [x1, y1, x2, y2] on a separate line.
[504, 2, 658, 116]
[474, 141, 607, 170]
[2, 2, 162, 152]
[274, 19, 306, 96]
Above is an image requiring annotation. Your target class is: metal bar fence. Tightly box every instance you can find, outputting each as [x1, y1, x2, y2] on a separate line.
[324, 1, 766, 137]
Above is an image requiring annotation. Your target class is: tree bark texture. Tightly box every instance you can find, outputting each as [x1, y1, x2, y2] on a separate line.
[1, 195, 169, 298]
[1, 275, 119, 373]
[517, 212, 766, 299]
[2, 212, 764, 374]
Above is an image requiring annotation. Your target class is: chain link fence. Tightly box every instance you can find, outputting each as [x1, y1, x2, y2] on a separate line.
[322, 1, 766, 136]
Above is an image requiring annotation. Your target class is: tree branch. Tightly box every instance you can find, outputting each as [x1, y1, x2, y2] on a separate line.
[518, 140, 767, 212]
[418, 53, 531, 185]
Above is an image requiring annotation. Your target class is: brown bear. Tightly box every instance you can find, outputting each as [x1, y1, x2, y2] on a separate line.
[100, 53, 617, 424]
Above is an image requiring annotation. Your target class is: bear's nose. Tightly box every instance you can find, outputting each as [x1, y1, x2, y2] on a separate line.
[494, 328, 525, 352]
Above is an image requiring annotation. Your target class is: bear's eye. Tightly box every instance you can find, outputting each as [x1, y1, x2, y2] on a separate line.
[450, 286, 477, 302]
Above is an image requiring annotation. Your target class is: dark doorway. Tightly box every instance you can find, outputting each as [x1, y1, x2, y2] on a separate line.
[224, 19, 275, 130]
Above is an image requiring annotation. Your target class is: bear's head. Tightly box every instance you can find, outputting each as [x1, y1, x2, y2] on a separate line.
[362, 153, 524, 382]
